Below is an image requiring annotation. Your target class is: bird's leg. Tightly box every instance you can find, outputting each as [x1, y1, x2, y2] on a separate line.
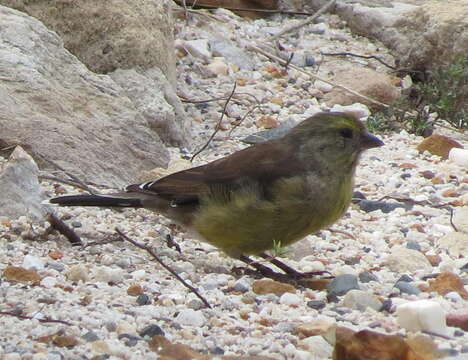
[258, 252, 330, 279]
[239, 255, 290, 282]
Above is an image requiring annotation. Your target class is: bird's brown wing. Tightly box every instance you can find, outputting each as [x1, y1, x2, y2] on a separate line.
[126, 140, 303, 205]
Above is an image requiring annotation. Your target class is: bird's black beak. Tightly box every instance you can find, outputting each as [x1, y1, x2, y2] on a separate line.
[361, 132, 384, 149]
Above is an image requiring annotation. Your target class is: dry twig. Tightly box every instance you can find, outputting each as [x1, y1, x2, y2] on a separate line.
[249, 44, 389, 109]
[0, 311, 72, 326]
[191, 83, 237, 162]
[115, 229, 211, 309]
[270, 0, 337, 40]
[320, 51, 397, 71]
[46, 213, 83, 246]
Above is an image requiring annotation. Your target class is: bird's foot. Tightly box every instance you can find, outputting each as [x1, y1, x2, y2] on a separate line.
[238, 254, 332, 284]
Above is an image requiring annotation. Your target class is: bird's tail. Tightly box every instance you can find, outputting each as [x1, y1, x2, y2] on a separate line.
[48, 194, 143, 208]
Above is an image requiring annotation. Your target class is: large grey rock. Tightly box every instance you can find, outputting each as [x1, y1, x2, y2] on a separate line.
[0, 146, 48, 220]
[110, 68, 191, 147]
[310, 0, 468, 71]
[0, 0, 177, 83]
[0, 6, 169, 187]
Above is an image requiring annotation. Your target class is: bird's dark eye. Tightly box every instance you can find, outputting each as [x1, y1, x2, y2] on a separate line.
[339, 128, 353, 139]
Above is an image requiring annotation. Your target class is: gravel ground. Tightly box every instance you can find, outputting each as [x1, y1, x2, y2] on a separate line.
[1, 6, 467, 360]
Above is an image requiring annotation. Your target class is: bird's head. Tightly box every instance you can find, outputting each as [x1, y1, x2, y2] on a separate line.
[285, 112, 384, 171]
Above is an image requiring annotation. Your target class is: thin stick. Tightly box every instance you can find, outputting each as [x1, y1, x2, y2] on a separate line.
[320, 51, 397, 70]
[46, 213, 83, 246]
[39, 175, 94, 193]
[271, 0, 336, 40]
[173, 1, 315, 16]
[191, 83, 237, 162]
[115, 229, 211, 309]
[249, 44, 389, 109]
[328, 228, 357, 240]
[45, 159, 96, 194]
[0, 311, 72, 326]
[449, 208, 459, 232]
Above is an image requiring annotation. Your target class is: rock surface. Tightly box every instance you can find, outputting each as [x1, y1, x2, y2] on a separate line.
[0, 0, 177, 82]
[0, 6, 169, 187]
[0, 146, 48, 220]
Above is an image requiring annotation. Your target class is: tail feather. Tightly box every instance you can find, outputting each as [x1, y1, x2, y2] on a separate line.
[49, 194, 142, 208]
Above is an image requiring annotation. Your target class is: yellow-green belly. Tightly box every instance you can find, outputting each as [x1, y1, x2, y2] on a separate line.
[192, 175, 352, 258]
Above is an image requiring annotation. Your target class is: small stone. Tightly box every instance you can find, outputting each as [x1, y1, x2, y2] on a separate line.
[3, 265, 41, 283]
[127, 284, 144, 296]
[118, 334, 140, 347]
[358, 271, 378, 283]
[385, 246, 432, 273]
[330, 103, 371, 119]
[181, 39, 211, 60]
[255, 115, 280, 129]
[438, 231, 468, 258]
[205, 58, 229, 76]
[342, 289, 382, 311]
[294, 318, 336, 337]
[138, 324, 164, 338]
[461, 345, 468, 353]
[48, 250, 63, 260]
[327, 274, 359, 297]
[47, 261, 65, 272]
[22, 255, 45, 270]
[66, 264, 89, 282]
[449, 148, 468, 167]
[396, 300, 448, 335]
[233, 277, 250, 292]
[53, 335, 79, 348]
[428, 272, 468, 300]
[93, 266, 124, 284]
[307, 300, 326, 310]
[136, 294, 151, 306]
[420, 170, 435, 179]
[417, 134, 463, 159]
[252, 279, 296, 296]
[279, 292, 302, 306]
[395, 281, 421, 295]
[187, 299, 205, 311]
[82, 331, 99, 342]
[174, 309, 206, 327]
[358, 200, 412, 213]
[406, 241, 421, 251]
[40, 276, 57, 289]
[314, 80, 333, 92]
[298, 335, 333, 358]
[453, 207, 468, 233]
[397, 274, 413, 282]
[71, 221, 82, 228]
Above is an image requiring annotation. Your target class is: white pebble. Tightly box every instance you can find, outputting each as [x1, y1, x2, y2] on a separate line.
[396, 300, 447, 335]
[330, 103, 371, 119]
[131, 269, 146, 280]
[449, 148, 468, 167]
[174, 309, 206, 327]
[40, 276, 57, 288]
[279, 293, 302, 306]
[22, 255, 44, 270]
[314, 80, 333, 92]
[93, 266, 124, 284]
[445, 291, 463, 302]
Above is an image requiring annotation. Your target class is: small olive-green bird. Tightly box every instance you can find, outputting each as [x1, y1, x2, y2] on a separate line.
[50, 112, 383, 277]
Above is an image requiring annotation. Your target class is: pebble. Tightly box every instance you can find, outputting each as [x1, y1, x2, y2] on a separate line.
[138, 324, 165, 338]
[394, 281, 421, 295]
[118, 334, 140, 347]
[22, 255, 44, 270]
[358, 271, 379, 283]
[136, 294, 151, 305]
[307, 300, 326, 310]
[341, 289, 382, 311]
[174, 309, 206, 327]
[396, 300, 448, 335]
[279, 292, 302, 306]
[385, 246, 432, 273]
[327, 274, 360, 296]
[82, 331, 99, 342]
[406, 240, 421, 251]
[358, 200, 412, 213]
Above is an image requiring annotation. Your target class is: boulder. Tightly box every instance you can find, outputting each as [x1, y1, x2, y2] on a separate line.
[0, 6, 169, 187]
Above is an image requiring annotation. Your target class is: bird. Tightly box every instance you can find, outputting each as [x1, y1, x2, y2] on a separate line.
[49, 112, 383, 279]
